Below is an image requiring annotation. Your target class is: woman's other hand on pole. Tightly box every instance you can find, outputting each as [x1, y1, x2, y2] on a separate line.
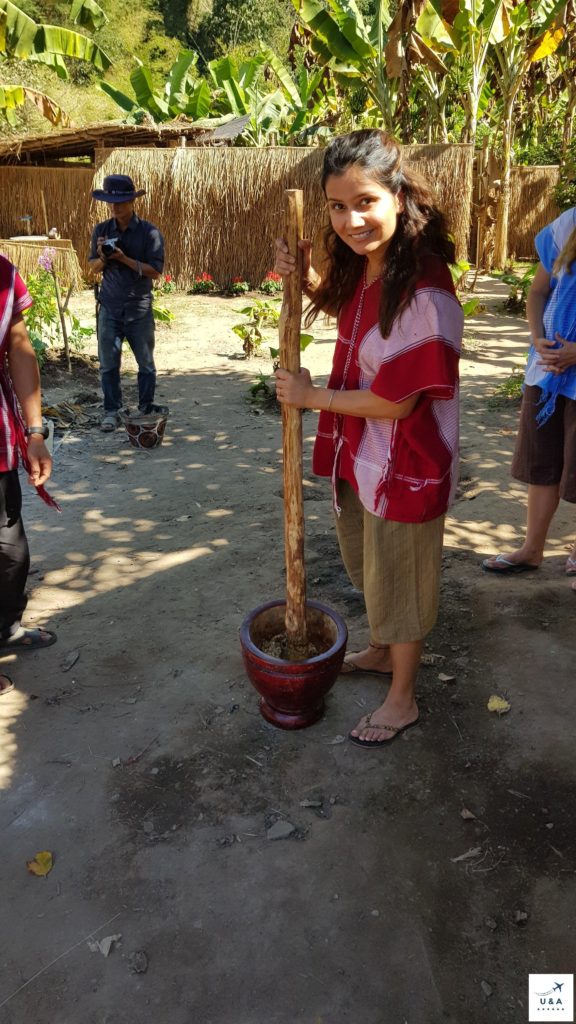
[273, 238, 313, 285]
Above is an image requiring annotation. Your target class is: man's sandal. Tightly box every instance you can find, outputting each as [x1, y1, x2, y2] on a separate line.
[0, 628, 57, 652]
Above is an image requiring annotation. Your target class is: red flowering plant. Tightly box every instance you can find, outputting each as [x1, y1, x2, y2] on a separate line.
[259, 270, 283, 295]
[190, 272, 217, 294]
[158, 273, 176, 294]
[227, 276, 250, 296]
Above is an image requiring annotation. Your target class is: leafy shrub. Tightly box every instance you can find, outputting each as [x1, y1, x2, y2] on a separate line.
[227, 277, 250, 296]
[190, 273, 217, 294]
[259, 271, 283, 295]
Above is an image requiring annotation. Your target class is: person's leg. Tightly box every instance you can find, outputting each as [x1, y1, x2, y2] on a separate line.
[97, 307, 124, 415]
[0, 471, 56, 650]
[334, 481, 393, 672]
[124, 312, 156, 411]
[0, 471, 30, 639]
[350, 515, 444, 743]
[484, 387, 563, 569]
[559, 397, 576, 569]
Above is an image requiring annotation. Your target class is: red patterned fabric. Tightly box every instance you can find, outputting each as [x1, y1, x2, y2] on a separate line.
[312, 257, 463, 523]
[0, 255, 59, 509]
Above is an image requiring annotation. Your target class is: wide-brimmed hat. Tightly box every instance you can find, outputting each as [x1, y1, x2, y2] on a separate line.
[92, 174, 146, 203]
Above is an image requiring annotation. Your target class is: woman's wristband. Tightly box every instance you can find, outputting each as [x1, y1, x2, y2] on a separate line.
[327, 389, 335, 412]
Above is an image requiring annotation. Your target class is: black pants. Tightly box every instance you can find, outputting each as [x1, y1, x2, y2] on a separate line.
[0, 470, 30, 639]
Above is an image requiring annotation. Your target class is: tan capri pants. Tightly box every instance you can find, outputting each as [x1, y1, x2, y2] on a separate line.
[335, 480, 445, 645]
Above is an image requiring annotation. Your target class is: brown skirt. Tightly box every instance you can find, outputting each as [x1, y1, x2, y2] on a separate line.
[335, 480, 445, 644]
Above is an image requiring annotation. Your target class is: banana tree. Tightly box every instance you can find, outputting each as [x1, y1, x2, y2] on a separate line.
[290, 0, 446, 137]
[259, 44, 338, 139]
[416, 0, 509, 142]
[289, 0, 401, 132]
[490, 0, 569, 266]
[0, 0, 111, 124]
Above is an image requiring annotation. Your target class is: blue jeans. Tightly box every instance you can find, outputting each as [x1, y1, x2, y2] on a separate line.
[98, 306, 156, 413]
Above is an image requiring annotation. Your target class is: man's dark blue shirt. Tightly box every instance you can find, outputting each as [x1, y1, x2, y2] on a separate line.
[89, 213, 164, 321]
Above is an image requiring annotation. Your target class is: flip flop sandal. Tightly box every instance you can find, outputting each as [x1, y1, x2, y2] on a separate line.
[0, 628, 57, 651]
[482, 554, 539, 574]
[340, 658, 393, 678]
[0, 674, 14, 695]
[565, 557, 576, 577]
[348, 713, 420, 748]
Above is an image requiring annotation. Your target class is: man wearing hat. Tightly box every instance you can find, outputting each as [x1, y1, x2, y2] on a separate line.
[89, 174, 165, 431]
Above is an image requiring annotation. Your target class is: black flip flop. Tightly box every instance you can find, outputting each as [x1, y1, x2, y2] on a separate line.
[482, 555, 539, 574]
[0, 628, 57, 652]
[348, 713, 420, 748]
[0, 674, 14, 695]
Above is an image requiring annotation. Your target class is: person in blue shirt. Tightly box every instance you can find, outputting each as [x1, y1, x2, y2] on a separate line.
[483, 206, 576, 581]
[88, 175, 165, 432]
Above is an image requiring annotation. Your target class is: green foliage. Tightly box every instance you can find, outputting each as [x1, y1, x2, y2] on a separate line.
[488, 367, 524, 406]
[494, 263, 538, 315]
[152, 301, 174, 324]
[194, 0, 294, 62]
[555, 140, 576, 212]
[232, 299, 281, 356]
[246, 370, 278, 409]
[24, 266, 95, 363]
[0, 0, 111, 124]
[227, 277, 250, 295]
[259, 271, 283, 294]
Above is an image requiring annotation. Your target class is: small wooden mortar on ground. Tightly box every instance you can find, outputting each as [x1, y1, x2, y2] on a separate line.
[240, 190, 347, 730]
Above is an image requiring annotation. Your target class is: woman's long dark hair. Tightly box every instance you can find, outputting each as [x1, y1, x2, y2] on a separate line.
[306, 130, 455, 338]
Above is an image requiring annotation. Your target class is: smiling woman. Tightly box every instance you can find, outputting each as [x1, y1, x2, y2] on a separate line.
[273, 129, 463, 748]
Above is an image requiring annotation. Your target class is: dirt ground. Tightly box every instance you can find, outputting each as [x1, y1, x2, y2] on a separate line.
[1, 278, 575, 1024]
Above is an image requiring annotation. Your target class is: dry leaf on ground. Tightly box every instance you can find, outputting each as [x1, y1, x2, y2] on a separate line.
[487, 695, 511, 715]
[26, 851, 53, 877]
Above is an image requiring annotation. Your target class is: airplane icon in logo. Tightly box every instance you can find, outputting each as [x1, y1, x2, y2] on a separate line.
[553, 983, 564, 993]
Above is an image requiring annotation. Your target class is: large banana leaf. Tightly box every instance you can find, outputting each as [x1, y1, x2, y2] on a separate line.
[99, 81, 137, 112]
[0, 1, 38, 58]
[208, 56, 236, 88]
[70, 0, 107, 31]
[29, 50, 69, 79]
[166, 49, 197, 104]
[325, 0, 374, 58]
[259, 43, 301, 105]
[0, 83, 70, 124]
[291, 0, 370, 62]
[35, 25, 111, 69]
[221, 77, 249, 115]
[183, 78, 211, 118]
[130, 62, 169, 118]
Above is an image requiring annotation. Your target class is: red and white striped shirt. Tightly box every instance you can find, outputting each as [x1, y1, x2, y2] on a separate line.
[312, 257, 463, 523]
[0, 256, 33, 472]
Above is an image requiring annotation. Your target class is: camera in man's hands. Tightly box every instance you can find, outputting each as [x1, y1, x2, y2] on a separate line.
[101, 238, 119, 258]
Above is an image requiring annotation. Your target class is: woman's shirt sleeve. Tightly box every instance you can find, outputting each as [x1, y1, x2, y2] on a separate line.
[368, 287, 463, 404]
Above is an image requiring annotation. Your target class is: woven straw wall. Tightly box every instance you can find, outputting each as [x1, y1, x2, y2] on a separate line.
[0, 145, 474, 287]
[507, 166, 560, 259]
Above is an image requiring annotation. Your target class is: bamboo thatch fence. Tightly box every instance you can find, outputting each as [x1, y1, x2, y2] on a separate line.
[0, 146, 557, 285]
[92, 144, 475, 287]
[507, 165, 560, 259]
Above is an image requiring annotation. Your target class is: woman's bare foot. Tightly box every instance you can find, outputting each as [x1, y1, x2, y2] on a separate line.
[341, 642, 393, 676]
[349, 695, 419, 744]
